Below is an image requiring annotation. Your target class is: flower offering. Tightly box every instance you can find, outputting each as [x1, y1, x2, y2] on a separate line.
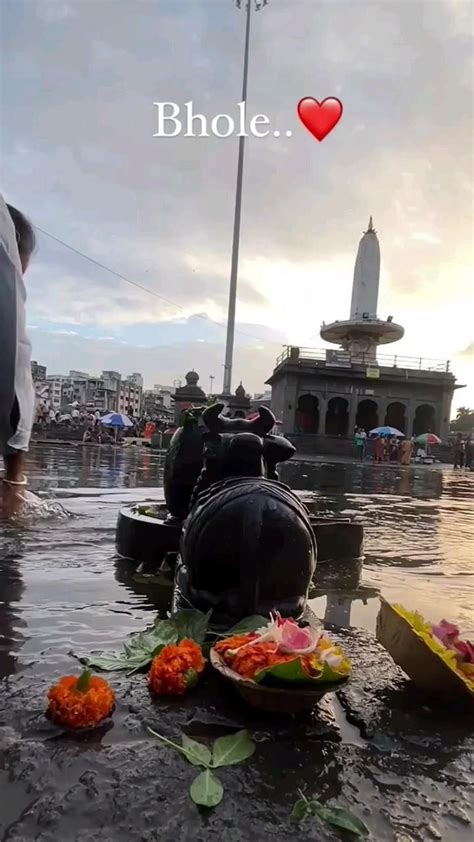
[213, 613, 351, 687]
[47, 669, 115, 728]
[149, 638, 206, 696]
[376, 598, 474, 707]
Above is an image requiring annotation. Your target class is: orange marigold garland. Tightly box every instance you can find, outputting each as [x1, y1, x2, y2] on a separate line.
[47, 669, 115, 728]
[149, 638, 206, 696]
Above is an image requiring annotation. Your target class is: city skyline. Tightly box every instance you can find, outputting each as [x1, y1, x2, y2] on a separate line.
[2, 0, 473, 414]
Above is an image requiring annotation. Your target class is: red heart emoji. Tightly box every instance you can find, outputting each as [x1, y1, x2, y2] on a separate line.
[297, 96, 343, 142]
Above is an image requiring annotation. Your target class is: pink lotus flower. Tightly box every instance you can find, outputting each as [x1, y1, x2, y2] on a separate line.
[431, 620, 459, 647]
[251, 612, 321, 655]
[279, 621, 320, 655]
[455, 639, 474, 664]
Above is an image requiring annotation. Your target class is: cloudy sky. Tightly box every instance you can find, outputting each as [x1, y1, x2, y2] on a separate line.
[2, 0, 473, 411]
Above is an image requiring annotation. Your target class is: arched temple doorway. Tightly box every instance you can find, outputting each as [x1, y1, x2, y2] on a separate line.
[356, 399, 379, 432]
[295, 394, 320, 433]
[325, 397, 349, 436]
[385, 402, 406, 433]
[413, 404, 436, 436]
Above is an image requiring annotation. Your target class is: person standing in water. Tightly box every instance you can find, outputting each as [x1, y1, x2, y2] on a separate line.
[399, 437, 413, 466]
[0, 198, 36, 515]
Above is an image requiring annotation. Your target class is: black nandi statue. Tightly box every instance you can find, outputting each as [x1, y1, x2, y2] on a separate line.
[165, 403, 316, 622]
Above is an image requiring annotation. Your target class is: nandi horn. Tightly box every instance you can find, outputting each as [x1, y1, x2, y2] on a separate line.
[202, 403, 276, 435]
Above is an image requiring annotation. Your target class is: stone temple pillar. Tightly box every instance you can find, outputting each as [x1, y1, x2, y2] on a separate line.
[348, 392, 358, 435]
[282, 374, 298, 434]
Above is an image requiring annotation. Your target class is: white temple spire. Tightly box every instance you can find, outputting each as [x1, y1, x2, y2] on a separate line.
[350, 218, 380, 319]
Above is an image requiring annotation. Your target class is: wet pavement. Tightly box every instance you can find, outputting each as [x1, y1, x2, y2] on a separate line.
[0, 444, 473, 841]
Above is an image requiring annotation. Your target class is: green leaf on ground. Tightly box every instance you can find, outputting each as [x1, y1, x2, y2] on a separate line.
[211, 730, 255, 768]
[291, 799, 312, 821]
[169, 609, 212, 644]
[181, 734, 212, 767]
[311, 804, 369, 837]
[190, 769, 223, 808]
[78, 620, 178, 673]
[291, 797, 369, 837]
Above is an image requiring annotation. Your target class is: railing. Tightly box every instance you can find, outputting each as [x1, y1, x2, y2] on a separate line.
[275, 346, 451, 373]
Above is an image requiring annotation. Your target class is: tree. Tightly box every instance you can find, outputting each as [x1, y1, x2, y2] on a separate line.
[450, 407, 474, 432]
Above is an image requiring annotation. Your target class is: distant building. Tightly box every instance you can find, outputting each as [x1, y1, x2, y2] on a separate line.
[118, 379, 142, 416]
[268, 219, 462, 443]
[128, 372, 144, 390]
[171, 371, 207, 422]
[46, 375, 68, 409]
[153, 385, 173, 409]
[31, 360, 47, 382]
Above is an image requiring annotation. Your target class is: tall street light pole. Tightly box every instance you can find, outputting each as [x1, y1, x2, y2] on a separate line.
[222, 1, 267, 396]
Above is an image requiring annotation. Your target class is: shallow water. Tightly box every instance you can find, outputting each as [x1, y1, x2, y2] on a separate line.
[1, 444, 473, 841]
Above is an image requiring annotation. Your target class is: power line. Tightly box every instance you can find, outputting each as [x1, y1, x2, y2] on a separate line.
[35, 225, 281, 347]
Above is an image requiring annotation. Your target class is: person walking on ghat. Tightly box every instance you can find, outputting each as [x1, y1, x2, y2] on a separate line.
[399, 437, 413, 466]
[453, 433, 465, 469]
[464, 434, 473, 470]
[374, 435, 385, 463]
[0, 197, 36, 516]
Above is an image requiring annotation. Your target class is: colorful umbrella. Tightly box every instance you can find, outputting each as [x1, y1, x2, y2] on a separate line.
[415, 433, 441, 446]
[100, 412, 134, 428]
[369, 426, 404, 437]
[101, 412, 134, 443]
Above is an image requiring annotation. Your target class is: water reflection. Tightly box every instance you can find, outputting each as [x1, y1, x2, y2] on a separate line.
[0, 445, 472, 684]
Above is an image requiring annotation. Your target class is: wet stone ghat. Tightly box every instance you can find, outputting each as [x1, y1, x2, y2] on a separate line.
[0, 442, 473, 841]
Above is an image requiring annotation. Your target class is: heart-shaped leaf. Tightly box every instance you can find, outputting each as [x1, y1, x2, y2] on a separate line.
[169, 609, 212, 645]
[189, 769, 223, 808]
[76, 618, 179, 672]
[311, 803, 369, 837]
[181, 734, 212, 767]
[212, 729, 255, 768]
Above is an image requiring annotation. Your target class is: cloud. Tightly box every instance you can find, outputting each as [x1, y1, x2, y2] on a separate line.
[1, 0, 472, 399]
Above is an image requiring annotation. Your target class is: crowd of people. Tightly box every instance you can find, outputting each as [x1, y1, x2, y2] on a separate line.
[354, 428, 415, 465]
[452, 433, 473, 470]
[354, 427, 473, 469]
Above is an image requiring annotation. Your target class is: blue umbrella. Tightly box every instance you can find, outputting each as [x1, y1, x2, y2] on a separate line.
[100, 412, 134, 443]
[100, 412, 134, 428]
[370, 425, 404, 437]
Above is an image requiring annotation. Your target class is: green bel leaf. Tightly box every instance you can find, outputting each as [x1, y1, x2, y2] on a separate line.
[291, 799, 312, 821]
[76, 668, 92, 692]
[181, 734, 212, 767]
[225, 615, 268, 636]
[170, 609, 212, 645]
[311, 803, 370, 838]
[211, 729, 255, 768]
[189, 769, 223, 808]
[76, 619, 179, 673]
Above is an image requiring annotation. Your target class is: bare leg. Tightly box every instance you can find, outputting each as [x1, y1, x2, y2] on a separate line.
[4, 451, 26, 483]
[2, 452, 28, 518]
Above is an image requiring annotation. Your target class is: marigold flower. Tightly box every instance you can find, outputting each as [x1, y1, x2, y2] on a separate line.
[149, 638, 205, 696]
[47, 669, 115, 729]
[230, 642, 295, 680]
[213, 634, 256, 658]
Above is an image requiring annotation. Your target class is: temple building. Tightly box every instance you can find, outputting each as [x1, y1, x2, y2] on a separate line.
[171, 371, 207, 422]
[226, 383, 251, 418]
[267, 219, 461, 445]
